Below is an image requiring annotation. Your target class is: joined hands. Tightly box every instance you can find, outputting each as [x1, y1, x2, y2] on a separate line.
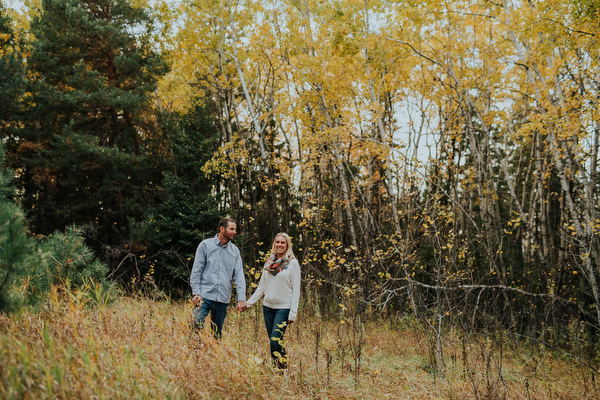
[236, 300, 247, 312]
[191, 296, 247, 312]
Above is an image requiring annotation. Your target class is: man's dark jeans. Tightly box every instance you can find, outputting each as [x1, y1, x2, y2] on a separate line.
[263, 305, 290, 368]
[193, 298, 229, 339]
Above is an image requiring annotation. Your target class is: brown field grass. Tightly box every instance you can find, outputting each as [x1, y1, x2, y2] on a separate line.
[0, 289, 598, 399]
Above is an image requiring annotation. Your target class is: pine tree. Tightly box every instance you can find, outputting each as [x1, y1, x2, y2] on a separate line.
[16, 0, 169, 237]
[132, 99, 223, 293]
[0, 141, 42, 311]
[38, 224, 113, 293]
[0, 7, 39, 311]
[0, 2, 26, 155]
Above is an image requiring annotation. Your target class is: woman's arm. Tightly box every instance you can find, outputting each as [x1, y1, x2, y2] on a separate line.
[246, 268, 268, 308]
[288, 260, 301, 322]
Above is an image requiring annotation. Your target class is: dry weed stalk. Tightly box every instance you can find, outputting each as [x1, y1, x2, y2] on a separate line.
[0, 293, 597, 399]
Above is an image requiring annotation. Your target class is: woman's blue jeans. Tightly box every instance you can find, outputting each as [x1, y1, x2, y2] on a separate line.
[192, 298, 229, 339]
[263, 306, 290, 368]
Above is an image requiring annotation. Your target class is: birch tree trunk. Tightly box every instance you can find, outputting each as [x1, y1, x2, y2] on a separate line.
[225, 0, 279, 235]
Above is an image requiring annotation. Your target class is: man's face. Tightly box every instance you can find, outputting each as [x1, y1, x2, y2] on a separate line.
[220, 222, 237, 242]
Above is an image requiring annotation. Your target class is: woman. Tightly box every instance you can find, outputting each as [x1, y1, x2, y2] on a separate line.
[246, 232, 301, 369]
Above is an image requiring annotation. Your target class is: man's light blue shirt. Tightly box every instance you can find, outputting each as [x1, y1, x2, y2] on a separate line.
[190, 235, 247, 304]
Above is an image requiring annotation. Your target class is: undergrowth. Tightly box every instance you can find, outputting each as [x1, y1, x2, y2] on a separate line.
[0, 289, 598, 399]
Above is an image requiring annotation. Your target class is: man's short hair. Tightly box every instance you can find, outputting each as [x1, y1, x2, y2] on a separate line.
[219, 217, 236, 230]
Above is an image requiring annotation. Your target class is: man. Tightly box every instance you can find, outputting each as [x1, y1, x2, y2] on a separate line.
[190, 217, 247, 339]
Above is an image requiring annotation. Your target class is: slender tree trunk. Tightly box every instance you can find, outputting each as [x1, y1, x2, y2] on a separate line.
[318, 92, 360, 254]
[225, 0, 278, 234]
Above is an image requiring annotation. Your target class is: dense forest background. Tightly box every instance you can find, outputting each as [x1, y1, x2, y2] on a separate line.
[1, 0, 600, 377]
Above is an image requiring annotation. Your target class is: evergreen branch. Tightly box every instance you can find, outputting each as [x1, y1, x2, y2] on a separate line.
[0, 262, 10, 293]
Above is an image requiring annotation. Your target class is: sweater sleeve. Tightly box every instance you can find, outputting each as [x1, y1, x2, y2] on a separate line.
[288, 260, 301, 321]
[246, 268, 268, 308]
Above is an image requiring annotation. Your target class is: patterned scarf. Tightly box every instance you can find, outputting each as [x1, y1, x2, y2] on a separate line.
[264, 254, 289, 276]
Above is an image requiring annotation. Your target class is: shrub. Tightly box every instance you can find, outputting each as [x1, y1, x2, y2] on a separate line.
[0, 142, 43, 311]
[0, 202, 41, 311]
[36, 225, 115, 295]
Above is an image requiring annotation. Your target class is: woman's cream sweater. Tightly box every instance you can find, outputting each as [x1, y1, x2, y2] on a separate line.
[246, 258, 301, 321]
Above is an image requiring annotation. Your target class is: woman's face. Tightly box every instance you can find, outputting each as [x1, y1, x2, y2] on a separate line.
[275, 236, 288, 257]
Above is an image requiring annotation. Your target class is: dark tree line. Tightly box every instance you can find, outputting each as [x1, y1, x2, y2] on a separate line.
[1, 0, 212, 296]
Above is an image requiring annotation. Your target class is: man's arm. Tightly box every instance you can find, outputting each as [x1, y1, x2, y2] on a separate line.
[190, 242, 206, 305]
[232, 252, 247, 310]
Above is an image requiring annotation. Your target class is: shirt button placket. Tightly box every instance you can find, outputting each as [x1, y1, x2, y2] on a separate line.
[218, 245, 223, 301]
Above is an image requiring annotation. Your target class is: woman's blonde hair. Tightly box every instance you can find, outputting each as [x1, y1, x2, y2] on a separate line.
[270, 232, 296, 259]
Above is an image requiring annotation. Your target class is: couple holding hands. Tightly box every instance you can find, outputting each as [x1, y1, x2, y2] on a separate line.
[190, 218, 301, 369]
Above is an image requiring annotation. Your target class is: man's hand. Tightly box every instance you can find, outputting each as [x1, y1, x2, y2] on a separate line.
[192, 294, 202, 306]
[236, 300, 247, 312]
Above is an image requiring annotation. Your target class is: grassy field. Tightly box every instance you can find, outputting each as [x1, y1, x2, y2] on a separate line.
[0, 289, 598, 399]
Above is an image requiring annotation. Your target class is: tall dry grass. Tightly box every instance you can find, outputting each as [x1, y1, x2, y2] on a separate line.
[0, 288, 598, 399]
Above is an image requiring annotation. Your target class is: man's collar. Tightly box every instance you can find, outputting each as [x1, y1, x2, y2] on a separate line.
[214, 234, 229, 247]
